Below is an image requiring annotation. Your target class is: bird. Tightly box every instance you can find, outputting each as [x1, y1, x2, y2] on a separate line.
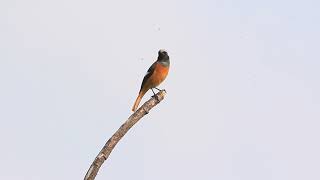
[132, 49, 170, 112]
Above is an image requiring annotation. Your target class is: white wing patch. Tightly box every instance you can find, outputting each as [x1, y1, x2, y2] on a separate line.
[145, 71, 151, 76]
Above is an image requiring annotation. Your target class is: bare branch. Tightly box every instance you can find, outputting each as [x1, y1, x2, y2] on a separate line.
[84, 90, 167, 180]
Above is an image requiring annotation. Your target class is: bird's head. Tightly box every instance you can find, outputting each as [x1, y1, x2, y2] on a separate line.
[158, 49, 169, 61]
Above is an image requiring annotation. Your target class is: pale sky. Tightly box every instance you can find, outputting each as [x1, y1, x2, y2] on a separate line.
[1, 0, 320, 179]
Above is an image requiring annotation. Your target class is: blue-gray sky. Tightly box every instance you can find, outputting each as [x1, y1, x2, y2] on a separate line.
[1, 0, 320, 179]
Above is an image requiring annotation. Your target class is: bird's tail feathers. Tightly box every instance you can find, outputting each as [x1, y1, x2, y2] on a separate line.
[132, 90, 147, 112]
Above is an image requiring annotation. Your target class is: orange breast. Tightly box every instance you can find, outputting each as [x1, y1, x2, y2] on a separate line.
[148, 62, 169, 87]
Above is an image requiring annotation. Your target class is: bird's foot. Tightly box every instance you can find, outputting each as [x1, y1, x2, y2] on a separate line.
[152, 94, 160, 102]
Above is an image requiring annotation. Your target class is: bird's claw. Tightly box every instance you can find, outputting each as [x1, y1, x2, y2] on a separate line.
[152, 94, 160, 102]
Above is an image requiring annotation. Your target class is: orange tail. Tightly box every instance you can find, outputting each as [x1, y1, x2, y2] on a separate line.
[132, 90, 147, 112]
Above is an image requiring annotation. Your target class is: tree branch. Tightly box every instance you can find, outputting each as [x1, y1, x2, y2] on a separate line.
[84, 90, 167, 180]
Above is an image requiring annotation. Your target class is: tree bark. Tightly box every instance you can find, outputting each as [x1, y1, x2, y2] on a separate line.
[84, 90, 166, 180]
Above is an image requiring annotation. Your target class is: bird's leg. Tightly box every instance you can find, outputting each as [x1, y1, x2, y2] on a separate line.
[151, 88, 156, 96]
[155, 87, 166, 93]
[151, 88, 160, 102]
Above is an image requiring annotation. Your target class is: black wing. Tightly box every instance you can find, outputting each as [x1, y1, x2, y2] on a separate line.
[140, 62, 156, 91]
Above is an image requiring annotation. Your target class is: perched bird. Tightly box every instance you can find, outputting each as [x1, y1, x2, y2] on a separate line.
[132, 49, 170, 111]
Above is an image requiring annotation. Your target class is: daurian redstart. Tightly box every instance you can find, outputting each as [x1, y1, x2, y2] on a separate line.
[132, 49, 170, 111]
